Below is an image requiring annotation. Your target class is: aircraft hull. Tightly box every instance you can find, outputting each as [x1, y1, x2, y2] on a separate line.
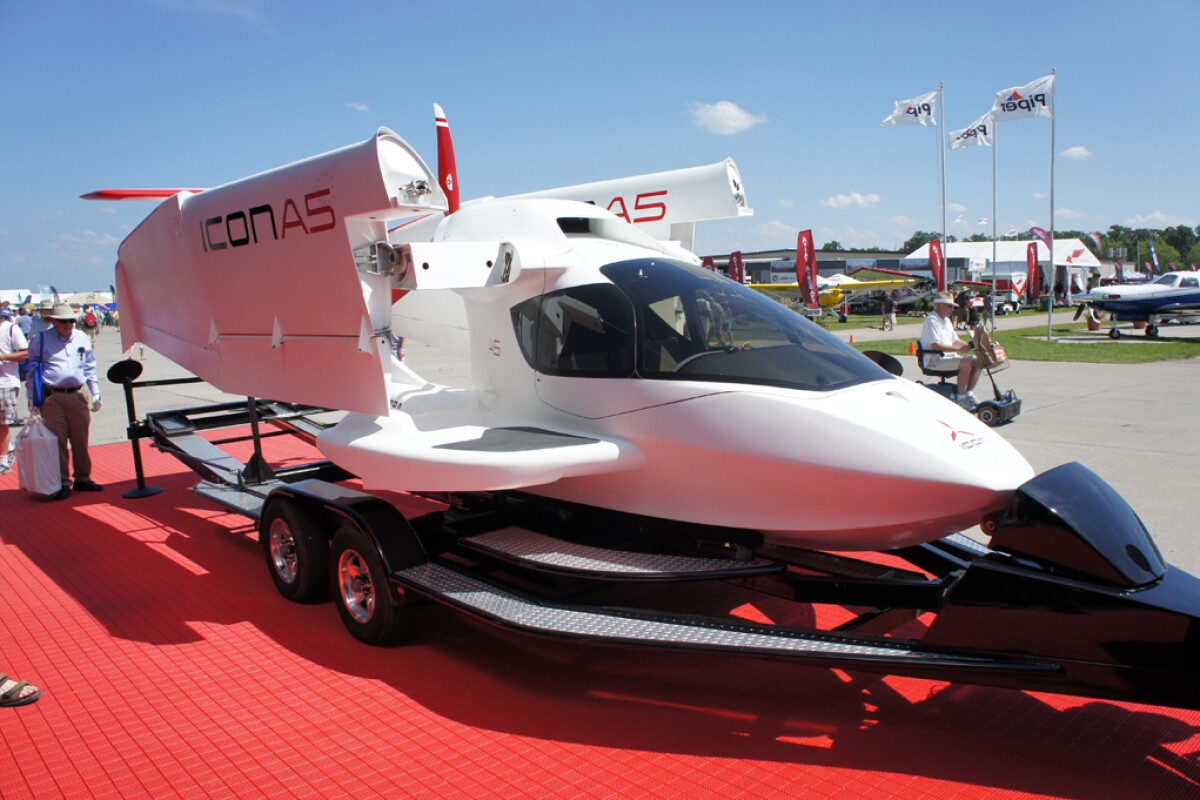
[319, 376, 1034, 551]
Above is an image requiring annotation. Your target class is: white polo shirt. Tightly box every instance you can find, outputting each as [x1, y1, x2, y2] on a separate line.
[919, 310, 959, 370]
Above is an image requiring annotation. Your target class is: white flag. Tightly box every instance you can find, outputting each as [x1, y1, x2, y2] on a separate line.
[992, 74, 1055, 122]
[880, 89, 938, 127]
[948, 113, 993, 149]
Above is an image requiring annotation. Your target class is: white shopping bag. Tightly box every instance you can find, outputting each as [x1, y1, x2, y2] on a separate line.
[15, 415, 61, 496]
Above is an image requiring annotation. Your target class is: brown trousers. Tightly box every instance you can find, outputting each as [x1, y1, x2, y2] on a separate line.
[41, 390, 92, 484]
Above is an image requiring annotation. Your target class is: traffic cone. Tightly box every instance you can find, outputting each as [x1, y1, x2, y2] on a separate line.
[849, 335, 854, 343]
[908, 341, 917, 355]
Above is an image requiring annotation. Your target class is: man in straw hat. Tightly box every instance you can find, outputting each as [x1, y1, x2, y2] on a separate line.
[25, 303, 103, 500]
[919, 291, 982, 410]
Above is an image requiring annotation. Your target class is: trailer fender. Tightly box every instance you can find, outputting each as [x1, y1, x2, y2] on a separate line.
[262, 480, 427, 581]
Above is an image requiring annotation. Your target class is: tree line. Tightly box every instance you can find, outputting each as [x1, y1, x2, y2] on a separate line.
[816, 225, 1200, 266]
[857, 225, 1200, 268]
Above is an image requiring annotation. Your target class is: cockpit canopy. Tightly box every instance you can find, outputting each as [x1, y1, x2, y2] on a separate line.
[1151, 273, 1200, 288]
[510, 258, 890, 392]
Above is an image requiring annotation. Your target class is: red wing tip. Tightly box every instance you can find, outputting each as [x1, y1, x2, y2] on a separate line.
[81, 188, 206, 201]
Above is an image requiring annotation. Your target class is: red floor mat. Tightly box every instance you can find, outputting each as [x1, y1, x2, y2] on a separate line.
[2, 434, 1200, 799]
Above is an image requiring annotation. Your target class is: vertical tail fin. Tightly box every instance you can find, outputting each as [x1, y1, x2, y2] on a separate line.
[434, 103, 460, 214]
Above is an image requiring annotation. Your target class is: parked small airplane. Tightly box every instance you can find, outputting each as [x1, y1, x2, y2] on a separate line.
[85, 105, 1200, 711]
[749, 273, 918, 318]
[91, 105, 1031, 551]
[1079, 270, 1200, 337]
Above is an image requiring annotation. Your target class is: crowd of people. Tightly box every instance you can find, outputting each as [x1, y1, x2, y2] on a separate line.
[1, 298, 111, 707]
[0, 298, 105, 493]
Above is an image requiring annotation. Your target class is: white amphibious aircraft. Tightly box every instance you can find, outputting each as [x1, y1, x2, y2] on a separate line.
[96, 106, 1033, 551]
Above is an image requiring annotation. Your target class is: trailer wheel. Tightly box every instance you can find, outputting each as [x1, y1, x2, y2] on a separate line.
[261, 501, 329, 603]
[331, 525, 408, 645]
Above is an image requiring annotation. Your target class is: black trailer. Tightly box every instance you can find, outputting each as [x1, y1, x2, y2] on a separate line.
[111, 362, 1200, 712]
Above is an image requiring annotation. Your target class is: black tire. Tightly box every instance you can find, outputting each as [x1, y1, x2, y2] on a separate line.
[1109, 328, 1121, 340]
[976, 404, 1001, 427]
[1146, 325, 1159, 337]
[260, 500, 329, 603]
[330, 525, 408, 646]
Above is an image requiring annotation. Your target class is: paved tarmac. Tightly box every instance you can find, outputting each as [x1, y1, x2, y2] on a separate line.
[81, 311, 1199, 570]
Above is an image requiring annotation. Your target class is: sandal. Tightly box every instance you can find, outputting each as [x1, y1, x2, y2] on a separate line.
[0, 673, 42, 707]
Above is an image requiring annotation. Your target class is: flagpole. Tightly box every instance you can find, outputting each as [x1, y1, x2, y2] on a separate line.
[939, 81, 947, 254]
[991, 124, 998, 335]
[1046, 67, 1057, 342]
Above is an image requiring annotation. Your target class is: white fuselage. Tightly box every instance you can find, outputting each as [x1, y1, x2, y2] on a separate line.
[319, 200, 1034, 550]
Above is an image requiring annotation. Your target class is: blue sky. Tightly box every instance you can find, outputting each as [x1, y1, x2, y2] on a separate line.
[2, 0, 1197, 292]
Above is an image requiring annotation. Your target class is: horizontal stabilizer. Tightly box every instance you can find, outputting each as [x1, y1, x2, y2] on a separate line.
[82, 188, 207, 201]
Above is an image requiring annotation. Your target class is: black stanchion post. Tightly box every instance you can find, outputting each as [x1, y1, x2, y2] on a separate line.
[106, 359, 162, 499]
[241, 396, 275, 485]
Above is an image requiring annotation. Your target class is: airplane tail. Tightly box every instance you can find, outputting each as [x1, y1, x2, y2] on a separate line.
[434, 104, 460, 214]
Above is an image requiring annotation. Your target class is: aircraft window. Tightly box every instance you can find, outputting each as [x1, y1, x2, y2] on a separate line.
[1152, 274, 1179, 286]
[1181, 277, 1199, 288]
[510, 284, 634, 378]
[602, 258, 889, 392]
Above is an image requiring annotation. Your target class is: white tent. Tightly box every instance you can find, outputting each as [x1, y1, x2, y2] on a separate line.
[903, 238, 1101, 270]
[904, 238, 1101, 294]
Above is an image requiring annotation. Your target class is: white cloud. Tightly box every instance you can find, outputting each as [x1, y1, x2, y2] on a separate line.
[890, 215, 913, 226]
[1125, 211, 1194, 228]
[947, 202, 966, 213]
[1032, 191, 1047, 200]
[347, 102, 369, 113]
[777, 198, 795, 209]
[820, 191, 880, 210]
[46, 230, 121, 267]
[1060, 145, 1092, 160]
[755, 220, 796, 239]
[688, 101, 767, 136]
[149, 0, 280, 36]
[1056, 207, 1086, 220]
[837, 227, 882, 249]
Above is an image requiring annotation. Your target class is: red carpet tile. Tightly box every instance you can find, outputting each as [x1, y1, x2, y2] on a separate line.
[3, 432, 1200, 799]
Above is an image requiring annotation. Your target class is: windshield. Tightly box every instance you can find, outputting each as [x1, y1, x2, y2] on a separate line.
[599, 258, 890, 391]
[1151, 274, 1180, 287]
